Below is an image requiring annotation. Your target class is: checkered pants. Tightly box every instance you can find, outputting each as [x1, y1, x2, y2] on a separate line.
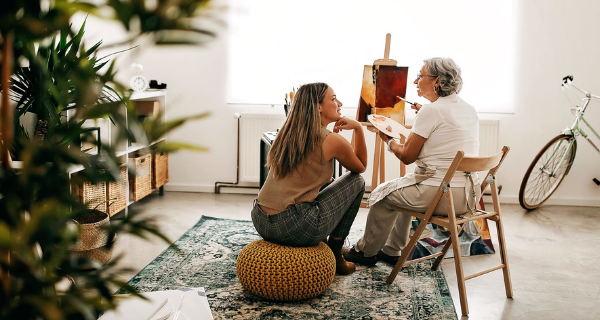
[252, 172, 365, 247]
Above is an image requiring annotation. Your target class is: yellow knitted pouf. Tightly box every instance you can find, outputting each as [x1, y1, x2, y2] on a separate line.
[236, 239, 336, 301]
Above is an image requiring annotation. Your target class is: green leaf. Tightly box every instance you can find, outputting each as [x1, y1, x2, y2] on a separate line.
[0, 222, 12, 247]
[154, 141, 209, 153]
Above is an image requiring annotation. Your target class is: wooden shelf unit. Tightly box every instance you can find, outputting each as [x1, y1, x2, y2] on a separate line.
[82, 90, 169, 216]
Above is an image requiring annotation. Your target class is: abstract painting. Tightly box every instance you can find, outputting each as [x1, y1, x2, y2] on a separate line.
[357, 65, 408, 124]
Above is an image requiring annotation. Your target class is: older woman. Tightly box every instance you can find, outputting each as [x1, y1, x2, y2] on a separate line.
[253, 82, 368, 274]
[343, 57, 480, 266]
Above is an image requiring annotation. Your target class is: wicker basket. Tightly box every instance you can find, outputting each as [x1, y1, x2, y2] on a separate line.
[70, 210, 115, 269]
[72, 176, 107, 213]
[152, 152, 169, 189]
[129, 153, 152, 201]
[107, 164, 127, 216]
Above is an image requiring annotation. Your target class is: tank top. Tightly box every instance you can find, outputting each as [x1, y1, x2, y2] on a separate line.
[257, 127, 333, 212]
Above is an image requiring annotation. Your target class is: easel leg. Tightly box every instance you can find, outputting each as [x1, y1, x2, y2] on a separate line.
[400, 135, 406, 177]
[372, 134, 382, 191]
[379, 138, 385, 184]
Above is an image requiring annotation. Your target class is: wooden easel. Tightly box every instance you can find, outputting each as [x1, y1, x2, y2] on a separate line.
[353, 33, 406, 208]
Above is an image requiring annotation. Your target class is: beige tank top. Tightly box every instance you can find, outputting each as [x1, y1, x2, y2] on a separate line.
[257, 127, 333, 213]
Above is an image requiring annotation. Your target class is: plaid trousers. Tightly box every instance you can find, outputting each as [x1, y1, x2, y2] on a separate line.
[252, 172, 365, 247]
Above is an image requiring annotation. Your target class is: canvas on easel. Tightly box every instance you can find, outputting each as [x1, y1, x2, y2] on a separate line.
[357, 65, 408, 124]
[356, 33, 408, 125]
[352, 34, 410, 202]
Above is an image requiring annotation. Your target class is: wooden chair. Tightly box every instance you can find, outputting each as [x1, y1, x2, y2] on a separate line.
[386, 146, 512, 316]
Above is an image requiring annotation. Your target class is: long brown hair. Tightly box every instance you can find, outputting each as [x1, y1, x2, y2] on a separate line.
[267, 82, 328, 178]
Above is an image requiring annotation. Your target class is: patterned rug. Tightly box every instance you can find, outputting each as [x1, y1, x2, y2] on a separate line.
[121, 216, 458, 320]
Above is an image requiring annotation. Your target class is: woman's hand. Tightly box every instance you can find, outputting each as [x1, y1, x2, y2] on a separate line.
[322, 116, 368, 173]
[333, 117, 360, 133]
[378, 131, 391, 143]
[411, 103, 423, 114]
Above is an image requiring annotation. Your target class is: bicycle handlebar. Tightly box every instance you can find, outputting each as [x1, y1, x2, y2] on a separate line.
[562, 75, 600, 99]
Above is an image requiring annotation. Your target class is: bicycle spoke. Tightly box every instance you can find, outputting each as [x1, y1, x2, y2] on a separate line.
[525, 143, 567, 203]
[520, 135, 576, 209]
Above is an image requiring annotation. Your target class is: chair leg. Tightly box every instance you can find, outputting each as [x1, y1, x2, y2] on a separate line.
[432, 235, 452, 271]
[450, 225, 469, 316]
[386, 217, 429, 284]
[491, 182, 513, 298]
[432, 224, 465, 270]
[495, 218, 514, 298]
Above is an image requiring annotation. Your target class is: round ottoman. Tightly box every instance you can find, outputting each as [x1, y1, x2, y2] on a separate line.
[236, 239, 335, 301]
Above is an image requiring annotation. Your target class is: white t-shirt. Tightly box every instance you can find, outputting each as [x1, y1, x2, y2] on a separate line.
[411, 93, 479, 187]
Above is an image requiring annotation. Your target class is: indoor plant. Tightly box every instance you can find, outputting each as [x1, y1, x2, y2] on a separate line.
[7, 20, 129, 159]
[0, 0, 217, 319]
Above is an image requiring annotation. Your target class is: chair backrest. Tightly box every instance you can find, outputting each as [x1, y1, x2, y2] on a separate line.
[438, 146, 510, 194]
[457, 148, 507, 173]
[463, 146, 510, 193]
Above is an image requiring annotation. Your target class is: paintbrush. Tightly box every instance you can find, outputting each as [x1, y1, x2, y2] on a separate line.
[397, 96, 417, 106]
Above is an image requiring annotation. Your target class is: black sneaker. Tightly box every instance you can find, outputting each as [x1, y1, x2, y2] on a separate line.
[376, 250, 400, 265]
[341, 247, 377, 266]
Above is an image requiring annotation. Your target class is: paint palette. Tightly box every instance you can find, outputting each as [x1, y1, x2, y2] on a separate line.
[367, 114, 411, 139]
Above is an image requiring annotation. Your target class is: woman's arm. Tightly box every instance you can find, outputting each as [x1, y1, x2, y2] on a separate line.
[323, 117, 368, 173]
[379, 131, 426, 165]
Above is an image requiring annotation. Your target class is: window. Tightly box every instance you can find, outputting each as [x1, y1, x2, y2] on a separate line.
[228, 0, 516, 113]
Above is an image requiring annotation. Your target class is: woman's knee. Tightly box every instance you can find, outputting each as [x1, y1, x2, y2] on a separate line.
[343, 172, 365, 191]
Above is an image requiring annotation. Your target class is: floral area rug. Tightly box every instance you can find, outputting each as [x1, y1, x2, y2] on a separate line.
[120, 216, 458, 320]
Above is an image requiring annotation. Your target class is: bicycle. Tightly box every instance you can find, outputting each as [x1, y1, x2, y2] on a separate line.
[519, 75, 600, 210]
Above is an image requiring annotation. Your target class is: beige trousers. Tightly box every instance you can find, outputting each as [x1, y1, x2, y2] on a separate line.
[355, 183, 481, 257]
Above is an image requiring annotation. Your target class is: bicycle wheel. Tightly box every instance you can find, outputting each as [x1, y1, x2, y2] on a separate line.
[519, 134, 577, 210]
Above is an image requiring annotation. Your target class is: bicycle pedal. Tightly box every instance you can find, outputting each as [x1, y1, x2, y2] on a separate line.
[593, 178, 600, 186]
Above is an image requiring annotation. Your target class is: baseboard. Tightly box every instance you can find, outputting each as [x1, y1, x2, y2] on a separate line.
[165, 183, 260, 195]
[483, 195, 600, 207]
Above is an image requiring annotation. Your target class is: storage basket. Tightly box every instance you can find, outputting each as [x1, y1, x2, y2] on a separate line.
[107, 164, 127, 216]
[129, 153, 152, 201]
[152, 152, 169, 189]
[70, 210, 115, 270]
[72, 175, 107, 213]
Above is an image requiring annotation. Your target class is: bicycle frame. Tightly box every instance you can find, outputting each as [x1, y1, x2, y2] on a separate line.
[562, 80, 600, 153]
[540, 80, 600, 178]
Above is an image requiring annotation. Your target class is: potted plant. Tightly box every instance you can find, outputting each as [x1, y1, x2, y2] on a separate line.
[0, 0, 216, 319]
[7, 20, 131, 160]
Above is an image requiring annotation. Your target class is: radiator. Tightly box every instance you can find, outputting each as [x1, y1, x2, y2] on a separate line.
[239, 113, 286, 183]
[238, 115, 499, 183]
[479, 120, 500, 156]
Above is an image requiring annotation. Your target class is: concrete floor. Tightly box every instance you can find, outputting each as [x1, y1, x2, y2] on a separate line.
[114, 191, 600, 320]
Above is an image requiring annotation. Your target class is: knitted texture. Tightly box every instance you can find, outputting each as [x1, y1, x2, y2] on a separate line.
[236, 240, 335, 301]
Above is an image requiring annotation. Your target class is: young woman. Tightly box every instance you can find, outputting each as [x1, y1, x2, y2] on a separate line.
[252, 82, 368, 275]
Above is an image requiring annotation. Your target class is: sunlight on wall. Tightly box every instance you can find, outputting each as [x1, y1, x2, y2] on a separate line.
[228, 0, 516, 113]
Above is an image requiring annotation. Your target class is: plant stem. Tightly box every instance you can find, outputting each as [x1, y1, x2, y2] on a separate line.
[0, 31, 12, 295]
[1, 31, 13, 170]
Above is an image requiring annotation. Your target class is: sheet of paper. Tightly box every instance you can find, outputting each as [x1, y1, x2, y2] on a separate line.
[99, 287, 213, 320]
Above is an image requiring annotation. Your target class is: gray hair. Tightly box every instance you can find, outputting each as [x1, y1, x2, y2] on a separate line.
[423, 57, 463, 97]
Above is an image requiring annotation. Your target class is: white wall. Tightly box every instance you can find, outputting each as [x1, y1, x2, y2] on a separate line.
[498, 0, 600, 206]
[84, 0, 600, 206]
